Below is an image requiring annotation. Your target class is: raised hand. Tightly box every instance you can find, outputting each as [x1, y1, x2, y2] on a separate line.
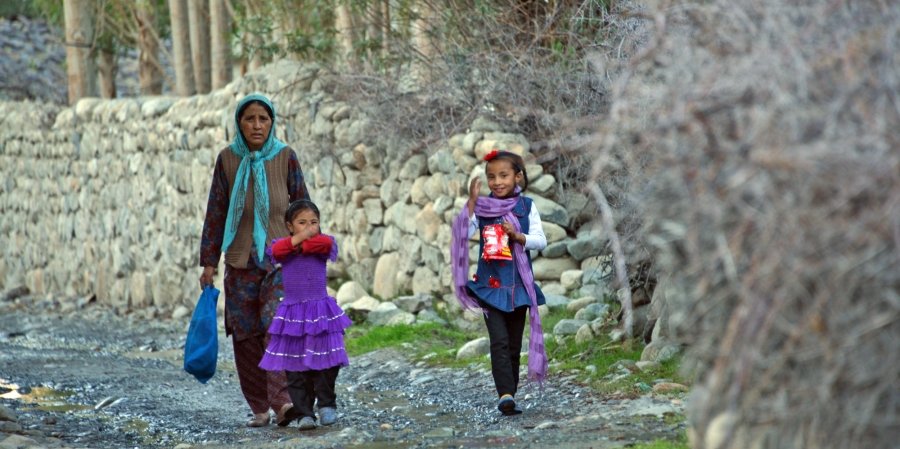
[467, 177, 482, 215]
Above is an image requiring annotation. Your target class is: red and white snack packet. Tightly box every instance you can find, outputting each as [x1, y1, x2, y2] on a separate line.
[482, 224, 512, 261]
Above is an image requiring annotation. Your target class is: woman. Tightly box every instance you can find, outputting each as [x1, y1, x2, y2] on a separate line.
[199, 93, 310, 427]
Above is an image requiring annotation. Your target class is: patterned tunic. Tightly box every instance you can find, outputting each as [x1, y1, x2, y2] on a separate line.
[199, 147, 309, 339]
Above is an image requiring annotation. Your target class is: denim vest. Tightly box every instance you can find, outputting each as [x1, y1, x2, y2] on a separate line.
[466, 195, 546, 312]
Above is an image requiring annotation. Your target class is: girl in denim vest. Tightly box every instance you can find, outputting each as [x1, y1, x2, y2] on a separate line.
[450, 150, 548, 415]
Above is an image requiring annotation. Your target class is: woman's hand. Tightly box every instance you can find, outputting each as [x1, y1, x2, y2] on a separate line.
[467, 177, 482, 215]
[199, 266, 216, 288]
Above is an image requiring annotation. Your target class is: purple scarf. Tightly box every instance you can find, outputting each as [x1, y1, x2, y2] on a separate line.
[450, 193, 548, 386]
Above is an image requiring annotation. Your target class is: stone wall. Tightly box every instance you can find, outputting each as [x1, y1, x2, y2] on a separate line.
[0, 60, 609, 316]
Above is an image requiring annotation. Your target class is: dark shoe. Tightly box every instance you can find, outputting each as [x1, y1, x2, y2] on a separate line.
[498, 395, 522, 416]
[297, 416, 317, 430]
[319, 407, 337, 426]
[276, 403, 298, 427]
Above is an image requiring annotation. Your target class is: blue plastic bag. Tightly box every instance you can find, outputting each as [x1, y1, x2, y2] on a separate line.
[183, 285, 220, 383]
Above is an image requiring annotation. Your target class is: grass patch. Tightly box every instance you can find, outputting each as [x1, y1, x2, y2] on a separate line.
[345, 322, 483, 368]
[346, 304, 690, 397]
[629, 433, 690, 449]
[537, 308, 688, 396]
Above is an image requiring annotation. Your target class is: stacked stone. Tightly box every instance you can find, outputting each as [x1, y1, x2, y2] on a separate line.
[0, 60, 611, 321]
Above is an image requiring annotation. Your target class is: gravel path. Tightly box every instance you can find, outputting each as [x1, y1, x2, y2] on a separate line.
[0, 301, 686, 449]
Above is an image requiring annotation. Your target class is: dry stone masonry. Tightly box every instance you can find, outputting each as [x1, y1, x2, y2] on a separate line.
[0, 60, 611, 323]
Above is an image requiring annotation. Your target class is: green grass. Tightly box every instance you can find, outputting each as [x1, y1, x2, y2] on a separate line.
[346, 304, 690, 397]
[345, 322, 483, 367]
[629, 433, 690, 449]
[536, 308, 687, 396]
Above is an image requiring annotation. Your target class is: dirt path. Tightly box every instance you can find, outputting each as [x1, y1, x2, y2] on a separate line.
[0, 303, 686, 449]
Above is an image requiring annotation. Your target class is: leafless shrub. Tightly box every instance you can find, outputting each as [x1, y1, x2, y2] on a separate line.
[591, 0, 900, 447]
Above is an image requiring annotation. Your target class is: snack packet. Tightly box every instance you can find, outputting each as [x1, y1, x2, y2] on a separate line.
[482, 224, 512, 260]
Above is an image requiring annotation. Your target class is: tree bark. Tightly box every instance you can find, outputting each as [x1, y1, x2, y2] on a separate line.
[189, 0, 212, 93]
[135, 2, 163, 95]
[63, 0, 97, 104]
[97, 48, 117, 98]
[168, 0, 195, 96]
[334, 1, 357, 70]
[411, 0, 439, 83]
[209, 0, 231, 89]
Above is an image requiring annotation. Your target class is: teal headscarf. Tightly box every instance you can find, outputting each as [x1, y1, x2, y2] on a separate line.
[221, 93, 288, 263]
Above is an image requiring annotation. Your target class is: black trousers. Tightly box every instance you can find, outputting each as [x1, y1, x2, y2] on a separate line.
[481, 303, 528, 398]
[286, 366, 340, 419]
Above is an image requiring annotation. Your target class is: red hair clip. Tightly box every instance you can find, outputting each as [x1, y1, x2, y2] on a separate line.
[484, 149, 500, 161]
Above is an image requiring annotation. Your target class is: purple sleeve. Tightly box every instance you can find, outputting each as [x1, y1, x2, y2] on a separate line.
[328, 235, 338, 262]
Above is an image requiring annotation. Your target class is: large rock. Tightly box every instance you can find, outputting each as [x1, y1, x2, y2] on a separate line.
[399, 154, 427, 180]
[542, 222, 567, 243]
[373, 252, 400, 299]
[553, 319, 588, 336]
[530, 194, 569, 227]
[574, 303, 609, 322]
[367, 302, 415, 326]
[394, 293, 433, 313]
[560, 269, 583, 291]
[541, 241, 569, 258]
[336, 281, 369, 306]
[566, 296, 600, 313]
[456, 337, 490, 359]
[476, 132, 529, 157]
[532, 257, 579, 281]
[384, 202, 421, 234]
[411, 267, 441, 296]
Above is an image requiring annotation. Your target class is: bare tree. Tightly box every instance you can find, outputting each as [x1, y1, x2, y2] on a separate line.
[135, 1, 163, 95]
[63, 0, 98, 104]
[334, 0, 356, 70]
[210, 0, 232, 89]
[96, 48, 117, 98]
[410, 0, 439, 83]
[189, 0, 212, 93]
[169, 0, 195, 96]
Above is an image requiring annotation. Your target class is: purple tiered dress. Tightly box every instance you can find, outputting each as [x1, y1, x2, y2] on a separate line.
[259, 235, 351, 372]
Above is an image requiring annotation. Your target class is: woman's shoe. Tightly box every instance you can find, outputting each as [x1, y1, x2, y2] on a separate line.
[319, 407, 337, 426]
[247, 412, 270, 427]
[276, 403, 297, 427]
[297, 416, 317, 430]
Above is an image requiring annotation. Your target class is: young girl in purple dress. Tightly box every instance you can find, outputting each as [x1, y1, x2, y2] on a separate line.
[259, 199, 351, 430]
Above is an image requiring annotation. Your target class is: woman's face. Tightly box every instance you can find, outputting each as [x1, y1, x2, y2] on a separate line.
[239, 103, 272, 150]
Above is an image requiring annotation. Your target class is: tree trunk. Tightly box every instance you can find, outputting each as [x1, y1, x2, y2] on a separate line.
[242, 0, 268, 71]
[334, 1, 357, 70]
[209, 0, 231, 89]
[381, 0, 390, 59]
[366, 1, 383, 68]
[136, 2, 163, 95]
[189, 0, 212, 93]
[97, 48, 117, 98]
[411, 0, 439, 83]
[63, 0, 97, 104]
[168, 0, 195, 96]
